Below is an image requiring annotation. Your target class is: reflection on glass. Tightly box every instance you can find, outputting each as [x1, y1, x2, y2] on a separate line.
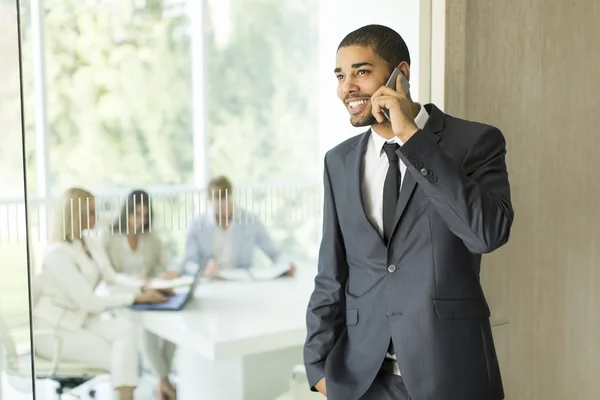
[0, 1, 35, 399]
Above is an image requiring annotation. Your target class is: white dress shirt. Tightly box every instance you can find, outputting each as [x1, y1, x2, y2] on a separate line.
[361, 104, 430, 236]
[360, 104, 430, 364]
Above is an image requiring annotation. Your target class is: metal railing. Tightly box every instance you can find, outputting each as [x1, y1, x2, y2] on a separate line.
[0, 183, 324, 262]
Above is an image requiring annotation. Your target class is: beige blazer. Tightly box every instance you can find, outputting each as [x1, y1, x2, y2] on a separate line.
[102, 231, 169, 278]
[33, 237, 140, 331]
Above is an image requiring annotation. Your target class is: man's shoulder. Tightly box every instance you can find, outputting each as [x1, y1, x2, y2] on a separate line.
[325, 130, 368, 161]
[441, 110, 506, 150]
[443, 111, 504, 143]
[188, 214, 214, 230]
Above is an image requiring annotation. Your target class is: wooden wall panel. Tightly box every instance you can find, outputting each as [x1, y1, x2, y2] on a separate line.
[445, 1, 600, 399]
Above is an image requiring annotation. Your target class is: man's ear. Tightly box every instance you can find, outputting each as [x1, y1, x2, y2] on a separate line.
[398, 61, 410, 81]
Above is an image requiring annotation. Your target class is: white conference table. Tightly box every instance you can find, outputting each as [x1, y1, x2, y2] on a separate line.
[131, 267, 316, 400]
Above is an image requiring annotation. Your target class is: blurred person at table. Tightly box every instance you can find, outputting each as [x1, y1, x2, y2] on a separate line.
[102, 189, 178, 400]
[180, 175, 296, 278]
[33, 187, 169, 400]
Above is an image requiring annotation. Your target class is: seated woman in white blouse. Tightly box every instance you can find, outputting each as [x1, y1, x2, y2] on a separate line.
[102, 189, 178, 400]
[33, 187, 169, 400]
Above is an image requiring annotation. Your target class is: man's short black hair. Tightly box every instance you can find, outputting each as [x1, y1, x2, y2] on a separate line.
[338, 24, 411, 70]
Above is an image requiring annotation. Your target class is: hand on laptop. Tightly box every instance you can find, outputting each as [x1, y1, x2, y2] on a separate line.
[134, 289, 169, 304]
[203, 259, 220, 277]
[157, 288, 176, 297]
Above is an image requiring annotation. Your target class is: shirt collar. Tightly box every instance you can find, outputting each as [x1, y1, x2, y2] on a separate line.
[371, 103, 430, 156]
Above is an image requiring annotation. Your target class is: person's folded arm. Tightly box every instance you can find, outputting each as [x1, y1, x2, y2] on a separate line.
[45, 249, 135, 313]
[399, 126, 514, 254]
[304, 156, 349, 390]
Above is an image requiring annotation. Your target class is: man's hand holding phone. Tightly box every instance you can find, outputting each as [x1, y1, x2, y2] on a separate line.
[371, 72, 419, 142]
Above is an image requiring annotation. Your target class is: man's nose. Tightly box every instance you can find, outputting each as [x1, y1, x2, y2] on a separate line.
[342, 76, 359, 95]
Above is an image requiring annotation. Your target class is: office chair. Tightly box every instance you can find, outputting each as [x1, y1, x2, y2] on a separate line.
[1, 267, 109, 400]
[1, 314, 109, 399]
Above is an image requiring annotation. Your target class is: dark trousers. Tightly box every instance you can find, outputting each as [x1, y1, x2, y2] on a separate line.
[359, 360, 412, 400]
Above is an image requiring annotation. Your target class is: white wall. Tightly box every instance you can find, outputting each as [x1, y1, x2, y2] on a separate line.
[316, 0, 425, 162]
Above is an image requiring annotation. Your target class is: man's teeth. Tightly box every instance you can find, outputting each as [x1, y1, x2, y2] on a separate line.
[348, 100, 367, 108]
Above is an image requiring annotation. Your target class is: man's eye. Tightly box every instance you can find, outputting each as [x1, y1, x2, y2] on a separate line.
[336, 75, 344, 80]
[357, 69, 369, 75]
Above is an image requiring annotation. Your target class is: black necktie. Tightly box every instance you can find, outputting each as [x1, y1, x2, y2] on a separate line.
[383, 142, 400, 357]
[382, 142, 401, 243]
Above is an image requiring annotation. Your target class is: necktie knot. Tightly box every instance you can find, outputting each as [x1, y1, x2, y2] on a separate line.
[382, 142, 400, 163]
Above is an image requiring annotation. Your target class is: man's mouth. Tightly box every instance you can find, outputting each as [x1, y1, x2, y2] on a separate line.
[346, 98, 369, 115]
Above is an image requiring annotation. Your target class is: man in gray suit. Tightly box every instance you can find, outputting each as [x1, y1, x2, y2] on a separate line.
[304, 25, 513, 400]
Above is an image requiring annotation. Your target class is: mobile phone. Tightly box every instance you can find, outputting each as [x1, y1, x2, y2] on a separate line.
[381, 67, 410, 120]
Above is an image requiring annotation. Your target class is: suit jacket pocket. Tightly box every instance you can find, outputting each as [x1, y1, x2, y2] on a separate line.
[346, 308, 359, 325]
[433, 299, 490, 319]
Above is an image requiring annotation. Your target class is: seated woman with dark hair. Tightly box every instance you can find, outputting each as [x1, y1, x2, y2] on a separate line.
[102, 189, 178, 400]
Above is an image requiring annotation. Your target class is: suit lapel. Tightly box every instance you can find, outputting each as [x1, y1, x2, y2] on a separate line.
[390, 104, 445, 239]
[345, 129, 386, 243]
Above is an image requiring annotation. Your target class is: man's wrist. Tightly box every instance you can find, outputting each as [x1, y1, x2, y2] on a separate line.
[398, 124, 419, 142]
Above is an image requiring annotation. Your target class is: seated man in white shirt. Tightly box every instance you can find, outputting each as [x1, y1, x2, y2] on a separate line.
[180, 175, 296, 279]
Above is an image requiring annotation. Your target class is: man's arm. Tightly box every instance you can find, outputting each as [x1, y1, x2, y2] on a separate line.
[304, 157, 349, 391]
[254, 219, 282, 263]
[399, 126, 514, 253]
[180, 220, 209, 275]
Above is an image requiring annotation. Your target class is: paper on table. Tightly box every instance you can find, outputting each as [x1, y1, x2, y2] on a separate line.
[217, 262, 292, 282]
[146, 275, 194, 290]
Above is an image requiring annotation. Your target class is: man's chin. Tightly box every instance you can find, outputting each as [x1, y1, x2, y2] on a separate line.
[350, 114, 378, 127]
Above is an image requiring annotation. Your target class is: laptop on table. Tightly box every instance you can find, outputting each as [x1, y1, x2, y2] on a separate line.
[129, 269, 201, 311]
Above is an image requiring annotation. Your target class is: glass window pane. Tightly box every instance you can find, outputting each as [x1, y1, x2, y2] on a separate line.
[37, 0, 193, 190]
[0, 1, 35, 399]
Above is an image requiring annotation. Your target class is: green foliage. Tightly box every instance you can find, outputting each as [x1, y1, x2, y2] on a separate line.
[20, 0, 319, 191]
[32, 0, 194, 190]
[205, 0, 319, 183]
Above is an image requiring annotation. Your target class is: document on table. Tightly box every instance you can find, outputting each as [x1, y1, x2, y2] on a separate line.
[217, 260, 292, 281]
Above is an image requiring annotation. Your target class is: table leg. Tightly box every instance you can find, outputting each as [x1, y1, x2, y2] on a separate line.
[178, 350, 244, 400]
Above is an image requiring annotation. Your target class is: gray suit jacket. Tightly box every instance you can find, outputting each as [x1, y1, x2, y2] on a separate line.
[304, 104, 513, 400]
[180, 208, 282, 275]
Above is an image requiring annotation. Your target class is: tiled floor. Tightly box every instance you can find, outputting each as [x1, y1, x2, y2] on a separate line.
[2, 371, 160, 399]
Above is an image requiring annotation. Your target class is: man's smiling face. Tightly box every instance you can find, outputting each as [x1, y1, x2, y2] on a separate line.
[335, 45, 391, 127]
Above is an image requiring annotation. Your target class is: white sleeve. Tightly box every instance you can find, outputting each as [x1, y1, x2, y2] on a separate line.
[44, 247, 135, 313]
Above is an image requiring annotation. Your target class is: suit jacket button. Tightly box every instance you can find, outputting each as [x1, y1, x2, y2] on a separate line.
[387, 264, 396, 273]
[420, 168, 430, 176]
